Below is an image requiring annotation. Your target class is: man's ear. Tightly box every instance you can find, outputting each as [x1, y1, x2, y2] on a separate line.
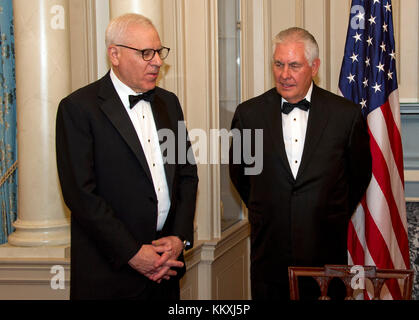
[311, 58, 321, 77]
[107, 46, 120, 66]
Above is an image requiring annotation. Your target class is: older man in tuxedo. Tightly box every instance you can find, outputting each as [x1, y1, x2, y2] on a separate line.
[229, 27, 372, 300]
[56, 14, 198, 300]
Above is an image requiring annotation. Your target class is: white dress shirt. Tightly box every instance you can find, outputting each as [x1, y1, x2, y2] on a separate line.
[110, 69, 170, 231]
[281, 82, 313, 179]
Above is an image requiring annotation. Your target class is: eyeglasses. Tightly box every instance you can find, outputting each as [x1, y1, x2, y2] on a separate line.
[115, 44, 170, 61]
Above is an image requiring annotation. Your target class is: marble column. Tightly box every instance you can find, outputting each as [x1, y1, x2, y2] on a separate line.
[6, 0, 71, 248]
[109, 0, 163, 38]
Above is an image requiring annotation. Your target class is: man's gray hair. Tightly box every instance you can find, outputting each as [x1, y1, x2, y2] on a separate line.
[273, 27, 319, 66]
[105, 13, 155, 48]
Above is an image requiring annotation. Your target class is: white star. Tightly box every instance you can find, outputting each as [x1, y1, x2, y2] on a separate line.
[363, 77, 369, 87]
[347, 73, 356, 83]
[373, 0, 380, 4]
[350, 52, 359, 63]
[384, 2, 392, 12]
[387, 71, 393, 80]
[368, 15, 376, 25]
[382, 23, 388, 32]
[353, 32, 362, 42]
[360, 98, 367, 109]
[380, 41, 386, 52]
[372, 82, 382, 93]
[376, 62, 385, 72]
[366, 36, 373, 46]
[355, 11, 365, 21]
[389, 50, 396, 60]
[365, 57, 371, 67]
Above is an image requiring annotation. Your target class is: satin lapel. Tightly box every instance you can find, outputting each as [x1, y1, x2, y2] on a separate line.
[295, 85, 330, 180]
[98, 74, 153, 185]
[261, 89, 295, 182]
[150, 94, 175, 197]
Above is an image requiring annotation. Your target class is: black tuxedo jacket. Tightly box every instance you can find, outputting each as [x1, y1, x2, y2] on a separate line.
[56, 72, 198, 299]
[229, 84, 372, 286]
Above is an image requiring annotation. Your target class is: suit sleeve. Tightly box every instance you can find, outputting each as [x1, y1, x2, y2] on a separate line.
[347, 108, 372, 213]
[168, 96, 199, 249]
[56, 97, 140, 269]
[229, 106, 251, 207]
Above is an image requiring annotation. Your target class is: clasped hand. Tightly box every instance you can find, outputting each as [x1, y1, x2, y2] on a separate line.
[128, 236, 184, 283]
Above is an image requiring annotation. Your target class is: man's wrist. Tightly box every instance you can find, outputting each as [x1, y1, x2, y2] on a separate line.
[176, 235, 189, 250]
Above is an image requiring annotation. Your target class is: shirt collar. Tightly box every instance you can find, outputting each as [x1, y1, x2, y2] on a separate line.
[110, 68, 141, 109]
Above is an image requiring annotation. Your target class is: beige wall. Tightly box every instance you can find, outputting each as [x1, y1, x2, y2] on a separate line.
[0, 0, 418, 300]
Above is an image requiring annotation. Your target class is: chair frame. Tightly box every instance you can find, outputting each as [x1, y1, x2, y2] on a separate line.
[288, 264, 414, 300]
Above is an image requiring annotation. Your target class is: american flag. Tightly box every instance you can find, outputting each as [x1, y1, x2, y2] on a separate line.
[338, 0, 410, 299]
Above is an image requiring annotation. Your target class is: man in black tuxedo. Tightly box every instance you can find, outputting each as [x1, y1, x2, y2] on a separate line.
[56, 14, 198, 300]
[229, 27, 372, 300]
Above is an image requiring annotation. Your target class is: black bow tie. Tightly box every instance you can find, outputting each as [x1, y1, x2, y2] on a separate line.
[129, 89, 155, 109]
[281, 99, 311, 115]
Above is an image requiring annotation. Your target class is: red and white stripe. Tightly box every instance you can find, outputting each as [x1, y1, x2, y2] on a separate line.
[347, 90, 410, 300]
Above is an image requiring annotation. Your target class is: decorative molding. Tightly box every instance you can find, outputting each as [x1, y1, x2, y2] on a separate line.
[295, 0, 304, 27]
[85, 0, 99, 83]
[0, 244, 70, 259]
[179, 0, 222, 241]
[200, 220, 250, 263]
[69, 0, 98, 90]
[239, 0, 250, 101]
[0, 258, 70, 300]
[263, 0, 273, 91]
[214, 246, 247, 299]
[207, 0, 222, 240]
[184, 241, 204, 270]
[405, 170, 419, 181]
[400, 103, 419, 114]
[172, 0, 187, 111]
[393, 0, 401, 84]
[197, 220, 250, 299]
[405, 181, 419, 200]
[93, 0, 110, 78]
[324, 0, 331, 91]
[397, 0, 419, 102]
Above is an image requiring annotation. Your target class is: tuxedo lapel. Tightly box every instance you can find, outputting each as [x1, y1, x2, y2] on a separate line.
[296, 84, 330, 180]
[262, 89, 295, 183]
[98, 73, 154, 185]
[150, 94, 175, 197]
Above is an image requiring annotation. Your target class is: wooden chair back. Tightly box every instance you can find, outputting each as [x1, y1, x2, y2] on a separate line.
[288, 264, 414, 300]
